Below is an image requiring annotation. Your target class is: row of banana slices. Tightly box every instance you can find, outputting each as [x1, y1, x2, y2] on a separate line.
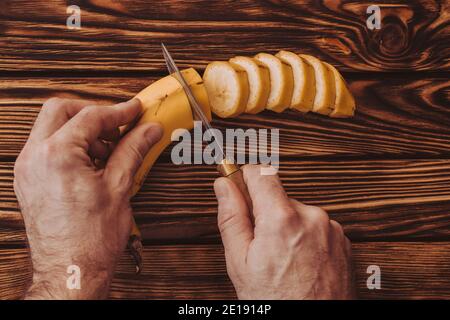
[202, 50, 355, 118]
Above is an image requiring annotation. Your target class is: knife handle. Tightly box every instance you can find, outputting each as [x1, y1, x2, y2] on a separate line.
[217, 160, 253, 213]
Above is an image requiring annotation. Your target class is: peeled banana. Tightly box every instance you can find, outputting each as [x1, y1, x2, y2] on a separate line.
[254, 53, 294, 113]
[299, 54, 335, 115]
[203, 61, 249, 118]
[323, 62, 355, 118]
[276, 50, 315, 113]
[204, 51, 354, 119]
[229, 56, 270, 114]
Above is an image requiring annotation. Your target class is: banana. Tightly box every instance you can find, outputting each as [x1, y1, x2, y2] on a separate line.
[203, 61, 249, 118]
[299, 54, 335, 115]
[323, 62, 356, 118]
[229, 56, 270, 114]
[129, 68, 211, 196]
[275, 50, 315, 112]
[254, 53, 294, 113]
[123, 68, 210, 272]
[128, 56, 353, 195]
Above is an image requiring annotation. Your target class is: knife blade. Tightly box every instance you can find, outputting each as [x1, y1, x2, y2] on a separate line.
[161, 43, 225, 161]
[161, 43, 253, 212]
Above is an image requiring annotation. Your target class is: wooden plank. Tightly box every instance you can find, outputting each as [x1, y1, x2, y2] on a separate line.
[1, 0, 448, 72]
[2, 159, 450, 243]
[0, 76, 449, 158]
[1, 243, 450, 299]
[0, 248, 30, 300]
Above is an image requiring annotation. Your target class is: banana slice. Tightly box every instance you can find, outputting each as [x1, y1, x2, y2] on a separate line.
[254, 53, 293, 113]
[276, 50, 315, 112]
[323, 62, 356, 118]
[203, 61, 249, 118]
[299, 54, 335, 115]
[229, 56, 270, 114]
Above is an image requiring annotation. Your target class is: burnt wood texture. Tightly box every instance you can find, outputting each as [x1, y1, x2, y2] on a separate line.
[0, 0, 449, 72]
[0, 0, 449, 299]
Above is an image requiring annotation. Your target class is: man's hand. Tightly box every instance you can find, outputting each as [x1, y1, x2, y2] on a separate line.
[214, 165, 355, 299]
[14, 98, 162, 299]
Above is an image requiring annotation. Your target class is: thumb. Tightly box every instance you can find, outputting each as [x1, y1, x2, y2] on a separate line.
[106, 122, 163, 190]
[214, 177, 253, 265]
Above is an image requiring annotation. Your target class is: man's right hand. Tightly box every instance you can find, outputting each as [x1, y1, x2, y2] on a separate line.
[214, 165, 355, 299]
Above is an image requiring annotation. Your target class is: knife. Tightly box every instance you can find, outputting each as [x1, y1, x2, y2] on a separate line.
[161, 43, 253, 212]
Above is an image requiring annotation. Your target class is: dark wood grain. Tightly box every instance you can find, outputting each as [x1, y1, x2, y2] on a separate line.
[1, 0, 449, 301]
[0, 0, 448, 72]
[2, 159, 450, 243]
[0, 76, 448, 158]
[2, 243, 450, 299]
[0, 247, 30, 300]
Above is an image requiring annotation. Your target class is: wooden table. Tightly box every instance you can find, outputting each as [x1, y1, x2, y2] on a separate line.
[0, 0, 449, 299]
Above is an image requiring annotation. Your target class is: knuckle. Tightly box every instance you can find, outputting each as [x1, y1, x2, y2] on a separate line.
[265, 205, 299, 230]
[330, 219, 344, 235]
[274, 213, 299, 229]
[241, 164, 259, 179]
[242, 164, 282, 193]
[289, 198, 301, 207]
[42, 97, 65, 110]
[242, 163, 273, 177]
[275, 204, 297, 220]
[307, 206, 330, 227]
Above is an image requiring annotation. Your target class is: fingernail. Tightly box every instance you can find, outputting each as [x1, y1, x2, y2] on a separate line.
[214, 178, 229, 201]
[145, 124, 163, 143]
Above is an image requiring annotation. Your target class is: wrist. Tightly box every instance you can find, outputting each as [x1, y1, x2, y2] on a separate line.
[25, 261, 113, 300]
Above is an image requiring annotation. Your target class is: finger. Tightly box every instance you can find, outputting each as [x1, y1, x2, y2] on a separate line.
[105, 122, 163, 191]
[55, 99, 142, 150]
[31, 98, 96, 141]
[214, 177, 253, 265]
[88, 140, 112, 160]
[242, 164, 294, 222]
[293, 201, 330, 225]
